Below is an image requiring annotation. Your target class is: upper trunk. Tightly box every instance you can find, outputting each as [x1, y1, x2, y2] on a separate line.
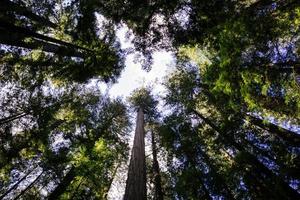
[12, 170, 44, 200]
[0, 112, 28, 125]
[0, 30, 85, 58]
[48, 167, 76, 200]
[0, 166, 37, 199]
[124, 108, 147, 200]
[247, 114, 300, 146]
[151, 130, 163, 200]
[0, 0, 57, 28]
[0, 20, 91, 53]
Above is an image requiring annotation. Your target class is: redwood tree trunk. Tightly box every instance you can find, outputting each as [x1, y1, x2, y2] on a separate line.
[0, 166, 37, 199]
[247, 114, 300, 146]
[48, 167, 76, 200]
[151, 130, 163, 200]
[0, 112, 28, 125]
[13, 170, 44, 200]
[1, 0, 57, 28]
[124, 108, 147, 200]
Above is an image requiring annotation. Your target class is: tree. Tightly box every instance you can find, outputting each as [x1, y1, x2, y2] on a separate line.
[124, 107, 147, 200]
[0, 0, 126, 83]
[161, 64, 300, 199]
[1, 0, 300, 199]
[150, 127, 164, 200]
[124, 88, 158, 200]
[0, 81, 130, 199]
[46, 97, 130, 199]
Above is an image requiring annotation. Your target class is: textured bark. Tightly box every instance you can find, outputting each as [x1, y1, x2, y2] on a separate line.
[185, 152, 212, 200]
[48, 111, 118, 199]
[104, 163, 121, 199]
[0, 20, 92, 59]
[124, 108, 147, 200]
[151, 130, 163, 200]
[247, 114, 300, 146]
[239, 135, 300, 179]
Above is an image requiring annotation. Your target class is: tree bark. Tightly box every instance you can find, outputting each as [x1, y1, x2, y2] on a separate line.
[124, 108, 147, 200]
[0, 20, 93, 52]
[151, 130, 163, 200]
[0, 113, 29, 125]
[197, 146, 235, 199]
[0, 166, 37, 199]
[103, 163, 121, 199]
[48, 167, 76, 200]
[0, 20, 91, 53]
[0, 0, 57, 28]
[13, 169, 44, 200]
[247, 114, 300, 146]
[0, 96, 73, 126]
[240, 136, 300, 179]
[0, 30, 85, 58]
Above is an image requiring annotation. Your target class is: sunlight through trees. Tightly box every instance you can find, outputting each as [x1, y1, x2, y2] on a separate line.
[0, 0, 299, 199]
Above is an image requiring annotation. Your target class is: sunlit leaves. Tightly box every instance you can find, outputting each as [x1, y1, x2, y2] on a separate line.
[178, 45, 212, 68]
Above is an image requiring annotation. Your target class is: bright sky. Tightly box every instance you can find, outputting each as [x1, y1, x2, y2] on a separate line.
[99, 25, 175, 99]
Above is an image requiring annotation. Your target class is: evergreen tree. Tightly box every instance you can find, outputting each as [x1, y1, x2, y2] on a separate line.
[1, 0, 299, 199]
[124, 88, 159, 200]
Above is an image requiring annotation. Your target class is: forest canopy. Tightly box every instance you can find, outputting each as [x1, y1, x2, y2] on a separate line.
[0, 0, 300, 199]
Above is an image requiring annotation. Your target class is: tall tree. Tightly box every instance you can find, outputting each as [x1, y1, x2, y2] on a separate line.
[162, 64, 300, 199]
[150, 128, 163, 200]
[124, 107, 147, 200]
[124, 87, 159, 200]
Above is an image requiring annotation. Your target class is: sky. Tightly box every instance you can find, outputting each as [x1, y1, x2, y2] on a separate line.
[98, 25, 175, 99]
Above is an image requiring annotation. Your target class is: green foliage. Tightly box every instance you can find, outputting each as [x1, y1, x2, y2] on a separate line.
[1, 0, 300, 199]
[128, 87, 159, 122]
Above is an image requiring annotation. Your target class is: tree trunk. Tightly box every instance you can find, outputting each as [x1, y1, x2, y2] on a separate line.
[0, 0, 57, 28]
[0, 112, 28, 125]
[124, 108, 147, 200]
[48, 167, 76, 200]
[0, 21, 93, 59]
[192, 109, 300, 199]
[247, 114, 300, 146]
[184, 150, 212, 200]
[13, 169, 44, 200]
[151, 130, 163, 200]
[104, 163, 121, 199]
[0, 95, 75, 126]
[0, 20, 91, 53]
[48, 111, 119, 199]
[0, 30, 85, 58]
[197, 146, 235, 199]
[0, 166, 37, 199]
[238, 134, 300, 180]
